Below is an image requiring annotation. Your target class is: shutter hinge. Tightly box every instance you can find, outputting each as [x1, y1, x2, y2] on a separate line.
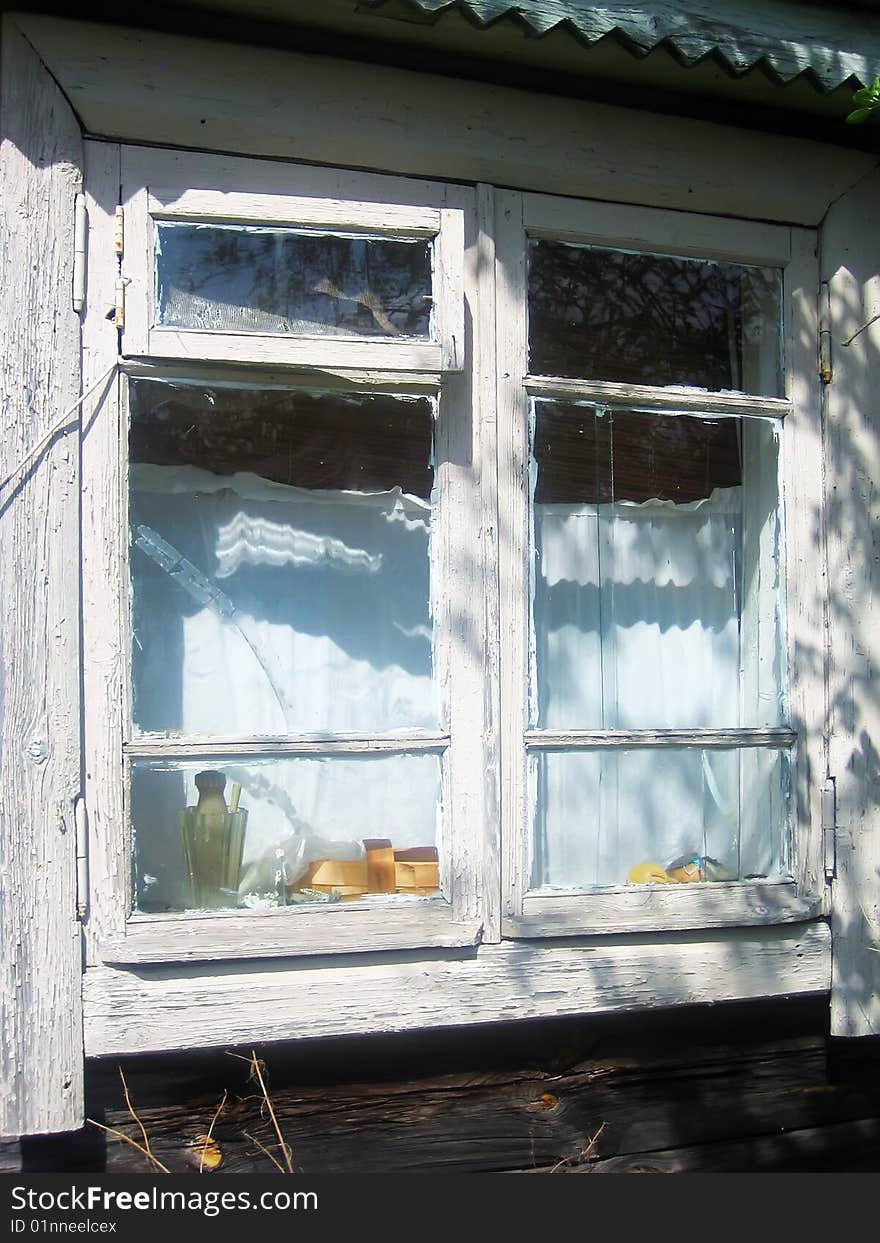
[822, 776, 836, 881]
[72, 192, 86, 314]
[74, 794, 89, 921]
[819, 281, 832, 384]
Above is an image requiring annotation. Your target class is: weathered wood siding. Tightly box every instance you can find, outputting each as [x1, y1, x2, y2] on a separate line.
[0, 17, 84, 1134]
[16, 14, 875, 227]
[6, 998, 880, 1173]
[93, 1022, 880, 1173]
[822, 165, 880, 1038]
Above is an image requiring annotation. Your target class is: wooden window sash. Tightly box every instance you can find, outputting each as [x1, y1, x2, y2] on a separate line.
[121, 148, 466, 372]
[82, 147, 487, 965]
[497, 188, 825, 936]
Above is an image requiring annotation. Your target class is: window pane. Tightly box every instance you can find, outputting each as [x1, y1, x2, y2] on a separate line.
[529, 746, 789, 890]
[155, 221, 433, 339]
[528, 240, 782, 395]
[129, 379, 438, 735]
[531, 403, 785, 729]
[130, 753, 443, 913]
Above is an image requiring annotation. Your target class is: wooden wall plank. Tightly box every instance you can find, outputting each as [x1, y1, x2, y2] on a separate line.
[0, 17, 84, 1135]
[821, 165, 880, 1038]
[100, 1082, 880, 1175]
[80, 998, 878, 1174]
[561, 1118, 880, 1173]
[3, 996, 875, 1172]
[0, 1140, 23, 1172]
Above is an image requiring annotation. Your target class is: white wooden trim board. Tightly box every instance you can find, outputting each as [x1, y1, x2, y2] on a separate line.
[16, 14, 875, 227]
[83, 923, 831, 1058]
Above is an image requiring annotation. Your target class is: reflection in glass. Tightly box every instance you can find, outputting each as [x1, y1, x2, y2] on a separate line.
[155, 221, 433, 338]
[529, 746, 790, 890]
[528, 240, 782, 395]
[130, 754, 443, 912]
[531, 403, 785, 730]
[128, 378, 438, 736]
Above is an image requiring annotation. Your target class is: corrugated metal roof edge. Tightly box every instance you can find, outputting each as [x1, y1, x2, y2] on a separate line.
[361, 0, 880, 91]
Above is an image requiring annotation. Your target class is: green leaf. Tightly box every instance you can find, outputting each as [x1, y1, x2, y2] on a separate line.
[846, 106, 876, 124]
[851, 75, 880, 104]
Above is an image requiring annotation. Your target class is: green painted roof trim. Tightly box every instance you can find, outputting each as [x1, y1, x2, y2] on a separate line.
[362, 1, 880, 90]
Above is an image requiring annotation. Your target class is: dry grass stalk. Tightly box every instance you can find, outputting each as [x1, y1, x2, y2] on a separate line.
[241, 1130, 286, 1174]
[119, 1066, 154, 1157]
[86, 1055, 294, 1175]
[86, 1118, 171, 1174]
[228, 1049, 294, 1173]
[86, 1068, 170, 1174]
[549, 1121, 606, 1173]
[198, 1089, 228, 1173]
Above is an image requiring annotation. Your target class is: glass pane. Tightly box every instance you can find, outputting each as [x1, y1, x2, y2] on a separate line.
[528, 240, 782, 395]
[129, 378, 438, 735]
[155, 221, 433, 338]
[130, 753, 443, 913]
[531, 402, 785, 729]
[529, 746, 789, 891]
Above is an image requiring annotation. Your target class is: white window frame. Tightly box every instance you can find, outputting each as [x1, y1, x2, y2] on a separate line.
[121, 147, 465, 372]
[83, 150, 826, 969]
[495, 190, 826, 937]
[82, 147, 487, 966]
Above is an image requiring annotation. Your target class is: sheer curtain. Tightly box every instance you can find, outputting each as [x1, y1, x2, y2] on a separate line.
[129, 464, 441, 910]
[534, 487, 743, 730]
[530, 418, 788, 889]
[131, 463, 438, 736]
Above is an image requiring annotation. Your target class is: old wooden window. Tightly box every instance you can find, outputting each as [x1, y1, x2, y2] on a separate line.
[86, 148, 484, 964]
[496, 192, 824, 937]
[83, 150, 823, 969]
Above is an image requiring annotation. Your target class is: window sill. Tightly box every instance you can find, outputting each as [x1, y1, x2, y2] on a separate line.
[100, 900, 482, 965]
[83, 921, 831, 1058]
[503, 880, 821, 938]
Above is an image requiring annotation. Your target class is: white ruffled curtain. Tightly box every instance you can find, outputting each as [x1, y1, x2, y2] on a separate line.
[128, 465, 441, 909]
[534, 488, 744, 730]
[531, 486, 786, 888]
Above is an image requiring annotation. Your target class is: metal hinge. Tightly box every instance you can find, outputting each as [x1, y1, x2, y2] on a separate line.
[822, 776, 837, 881]
[819, 281, 832, 384]
[74, 794, 89, 920]
[72, 192, 86, 314]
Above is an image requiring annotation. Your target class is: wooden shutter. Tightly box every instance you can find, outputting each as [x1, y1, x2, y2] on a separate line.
[0, 17, 85, 1133]
[822, 167, 880, 1038]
